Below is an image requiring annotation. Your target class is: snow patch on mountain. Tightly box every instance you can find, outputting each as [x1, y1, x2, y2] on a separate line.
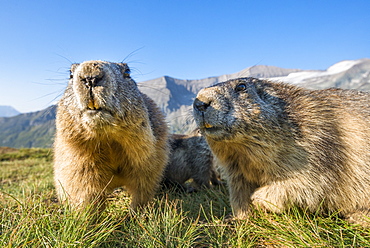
[269, 60, 363, 84]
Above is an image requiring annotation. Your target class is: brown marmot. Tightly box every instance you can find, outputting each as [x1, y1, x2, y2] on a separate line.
[163, 131, 221, 191]
[54, 60, 169, 212]
[193, 77, 370, 225]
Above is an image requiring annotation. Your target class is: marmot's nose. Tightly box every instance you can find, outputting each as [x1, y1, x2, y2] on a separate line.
[81, 76, 102, 88]
[194, 98, 211, 112]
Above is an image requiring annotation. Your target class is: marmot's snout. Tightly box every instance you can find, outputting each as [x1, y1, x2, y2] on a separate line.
[193, 98, 211, 113]
[73, 63, 108, 111]
[193, 91, 216, 129]
[77, 62, 106, 88]
[194, 88, 215, 113]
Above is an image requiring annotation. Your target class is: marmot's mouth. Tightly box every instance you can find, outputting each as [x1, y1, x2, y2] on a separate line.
[86, 109, 102, 113]
[87, 99, 101, 110]
[204, 126, 222, 132]
[204, 122, 213, 128]
[197, 117, 227, 136]
[200, 121, 222, 132]
[84, 107, 114, 118]
[87, 107, 102, 111]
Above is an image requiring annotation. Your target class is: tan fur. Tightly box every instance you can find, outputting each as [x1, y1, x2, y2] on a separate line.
[193, 77, 370, 225]
[54, 60, 169, 211]
[163, 131, 221, 190]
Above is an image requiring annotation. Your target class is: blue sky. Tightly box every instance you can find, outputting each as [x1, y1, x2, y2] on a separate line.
[1, 0, 369, 113]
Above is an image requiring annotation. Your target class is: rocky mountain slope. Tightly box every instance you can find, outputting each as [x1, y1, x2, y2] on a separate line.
[1, 59, 369, 148]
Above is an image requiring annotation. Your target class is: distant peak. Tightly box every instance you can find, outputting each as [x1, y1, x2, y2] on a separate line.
[0, 105, 20, 117]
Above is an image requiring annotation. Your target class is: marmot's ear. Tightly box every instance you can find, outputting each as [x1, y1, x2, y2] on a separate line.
[249, 79, 266, 98]
[249, 79, 270, 104]
[254, 84, 265, 98]
[69, 63, 80, 79]
[119, 63, 131, 78]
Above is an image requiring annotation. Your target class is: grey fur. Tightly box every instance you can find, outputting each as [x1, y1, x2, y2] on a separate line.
[163, 131, 221, 191]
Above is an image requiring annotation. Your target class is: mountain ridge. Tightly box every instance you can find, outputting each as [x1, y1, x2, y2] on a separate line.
[1, 59, 369, 148]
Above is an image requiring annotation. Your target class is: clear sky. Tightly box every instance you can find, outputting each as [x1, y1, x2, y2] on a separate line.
[1, 0, 369, 113]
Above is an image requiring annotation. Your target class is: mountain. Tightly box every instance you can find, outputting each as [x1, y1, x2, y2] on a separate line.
[1, 59, 369, 148]
[0, 105, 56, 148]
[138, 65, 302, 132]
[0, 105, 20, 117]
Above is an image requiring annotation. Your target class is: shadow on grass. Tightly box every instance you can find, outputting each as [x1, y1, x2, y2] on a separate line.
[158, 183, 232, 220]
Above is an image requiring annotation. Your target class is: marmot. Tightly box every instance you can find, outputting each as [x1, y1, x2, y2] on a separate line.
[163, 131, 221, 191]
[193, 77, 370, 225]
[54, 60, 169, 212]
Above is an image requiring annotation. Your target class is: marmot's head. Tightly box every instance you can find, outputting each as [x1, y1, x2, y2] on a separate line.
[193, 78, 283, 142]
[62, 60, 146, 129]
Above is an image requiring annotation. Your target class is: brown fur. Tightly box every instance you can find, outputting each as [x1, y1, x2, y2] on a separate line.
[163, 131, 221, 191]
[54, 60, 169, 211]
[193, 77, 370, 225]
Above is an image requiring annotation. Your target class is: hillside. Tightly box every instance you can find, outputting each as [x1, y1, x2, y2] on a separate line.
[1, 59, 369, 148]
[0, 105, 56, 148]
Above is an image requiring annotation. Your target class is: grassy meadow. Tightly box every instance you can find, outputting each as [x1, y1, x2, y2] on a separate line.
[1, 147, 370, 247]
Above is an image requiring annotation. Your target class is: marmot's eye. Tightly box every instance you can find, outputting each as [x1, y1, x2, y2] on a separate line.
[123, 68, 131, 78]
[235, 83, 247, 92]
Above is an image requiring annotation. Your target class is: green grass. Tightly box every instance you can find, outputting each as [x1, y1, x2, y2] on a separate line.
[1, 148, 370, 247]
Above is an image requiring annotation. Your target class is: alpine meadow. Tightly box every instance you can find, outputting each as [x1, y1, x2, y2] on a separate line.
[2, 59, 370, 247]
[1, 148, 370, 247]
